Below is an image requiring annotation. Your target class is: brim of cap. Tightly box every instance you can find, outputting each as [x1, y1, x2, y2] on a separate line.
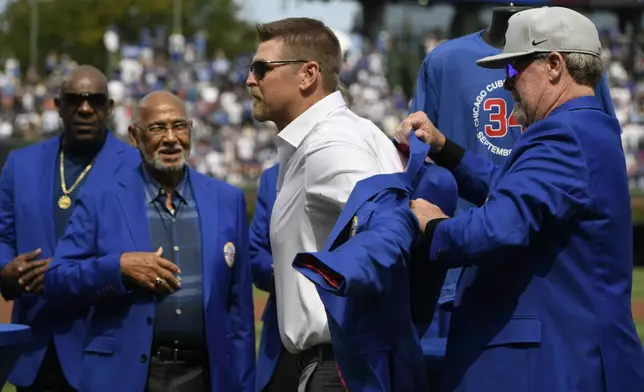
[476, 51, 534, 69]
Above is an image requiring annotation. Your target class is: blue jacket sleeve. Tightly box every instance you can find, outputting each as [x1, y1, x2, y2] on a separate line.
[0, 153, 17, 298]
[429, 121, 591, 266]
[450, 150, 500, 207]
[249, 171, 275, 294]
[44, 189, 127, 305]
[293, 192, 418, 296]
[595, 72, 616, 118]
[409, 52, 439, 124]
[231, 192, 256, 391]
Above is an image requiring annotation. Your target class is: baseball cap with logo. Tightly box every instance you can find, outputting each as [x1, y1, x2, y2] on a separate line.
[477, 6, 602, 69]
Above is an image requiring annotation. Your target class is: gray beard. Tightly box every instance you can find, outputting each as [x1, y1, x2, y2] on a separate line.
[136, 136, 189, 173]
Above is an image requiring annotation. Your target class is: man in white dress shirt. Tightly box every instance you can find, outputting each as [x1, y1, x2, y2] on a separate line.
[246, 17, 403, 391]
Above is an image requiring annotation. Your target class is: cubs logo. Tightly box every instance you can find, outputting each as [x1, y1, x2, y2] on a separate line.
[472, 79, 525, 157]
[350, 216, 358, 238]
[224, 242, 235, 268]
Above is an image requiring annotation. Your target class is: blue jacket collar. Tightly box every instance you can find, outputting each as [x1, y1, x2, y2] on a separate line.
[549, 95, 602, 118]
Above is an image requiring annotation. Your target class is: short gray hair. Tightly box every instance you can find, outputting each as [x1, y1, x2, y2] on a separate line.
[563, 53, 604, 88]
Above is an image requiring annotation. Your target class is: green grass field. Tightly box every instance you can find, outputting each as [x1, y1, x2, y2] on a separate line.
[632, 268, 644, 339]
[4, 269, 644, 392]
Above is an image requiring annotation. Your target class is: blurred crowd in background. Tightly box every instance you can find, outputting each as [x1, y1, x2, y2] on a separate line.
[0, 31, 414, 188]
[606, 29, 644, 190]
[0, 26, 642, 189]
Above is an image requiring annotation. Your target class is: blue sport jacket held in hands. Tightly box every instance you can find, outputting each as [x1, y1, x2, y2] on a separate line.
[292, 134, 457, 392]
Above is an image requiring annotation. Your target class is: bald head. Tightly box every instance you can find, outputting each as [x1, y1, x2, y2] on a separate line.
[133, 91, 186, 125]
[61, 65, 108, 94]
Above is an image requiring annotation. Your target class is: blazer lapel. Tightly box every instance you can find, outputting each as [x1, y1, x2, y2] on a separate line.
[39, 136, 61, 254]
[115, 166, 152, 250]
[323, 135, 427, 251]
[406, 133, 430, 189]
[190, 169, 217, 309]
[83, 132, 126, 189]
[43, 132, 131, 252]
[323, 173, 410, 251]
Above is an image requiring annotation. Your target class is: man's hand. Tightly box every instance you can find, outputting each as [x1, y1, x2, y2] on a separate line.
[410, 199, 449, 235]
[18, 258, 51, 293]
[394, 111, 447, 153]
[0, 248, 45, 298]
[120, 247, 181, 294]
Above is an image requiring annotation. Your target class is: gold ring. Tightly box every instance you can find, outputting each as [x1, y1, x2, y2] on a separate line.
[155, 277, 163, 285]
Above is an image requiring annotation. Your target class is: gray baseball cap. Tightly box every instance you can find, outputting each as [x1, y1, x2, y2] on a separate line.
[477, 6, 602, 69]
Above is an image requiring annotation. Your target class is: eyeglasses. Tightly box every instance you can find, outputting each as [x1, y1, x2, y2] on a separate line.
[61, 93, 108, 108]
[250, 60, 308, 80]
[505, 53, 549, 80]
[134, 120, 192, 136]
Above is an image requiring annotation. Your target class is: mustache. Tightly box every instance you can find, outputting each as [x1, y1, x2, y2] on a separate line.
[248, 89, 262, 100]
[158, 145, 183, 154]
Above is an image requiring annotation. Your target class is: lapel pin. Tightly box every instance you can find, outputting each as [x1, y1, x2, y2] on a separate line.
[224, 242, 236, 268]
[350, 216, 358, 238]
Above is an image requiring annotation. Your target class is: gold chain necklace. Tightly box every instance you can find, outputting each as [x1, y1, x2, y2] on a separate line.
[58, 150, 94, 209]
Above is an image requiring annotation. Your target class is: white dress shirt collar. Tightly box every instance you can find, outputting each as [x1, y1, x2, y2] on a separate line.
[277, 91, 346, 149]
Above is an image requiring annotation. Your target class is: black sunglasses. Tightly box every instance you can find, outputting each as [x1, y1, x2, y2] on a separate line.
[250, 60, 308, 80]
[61, 93, 109, 108]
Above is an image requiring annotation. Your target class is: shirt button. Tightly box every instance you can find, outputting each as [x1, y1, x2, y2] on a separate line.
[140, 354, 148, 363]
[160, 189, 165, 194]
[176, 308, 182, 315]
[173, 245, 179, 252]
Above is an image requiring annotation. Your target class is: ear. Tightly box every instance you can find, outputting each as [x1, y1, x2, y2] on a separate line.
[107, 99, 114, 115]
[299, 61, 321, 91]
[547, 52, 565, 83]
[128, 125, 138, 148]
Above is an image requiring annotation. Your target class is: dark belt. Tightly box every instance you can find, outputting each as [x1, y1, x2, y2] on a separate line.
[296, 344, 335, 370]
[153, 345, 208, 364]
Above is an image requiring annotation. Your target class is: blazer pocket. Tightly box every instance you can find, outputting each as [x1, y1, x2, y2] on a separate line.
[84, 335, 116, 355]
[483, 317, 542, 348]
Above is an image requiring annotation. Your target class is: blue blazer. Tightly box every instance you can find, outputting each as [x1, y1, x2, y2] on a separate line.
[292, 135, 457, 391]
[0, 132, 139, 388]
[249, 164, 280, 392]
[428, 96, 644, 392]
[43, 166, 255, 392]
[410, 45, 617, 326]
